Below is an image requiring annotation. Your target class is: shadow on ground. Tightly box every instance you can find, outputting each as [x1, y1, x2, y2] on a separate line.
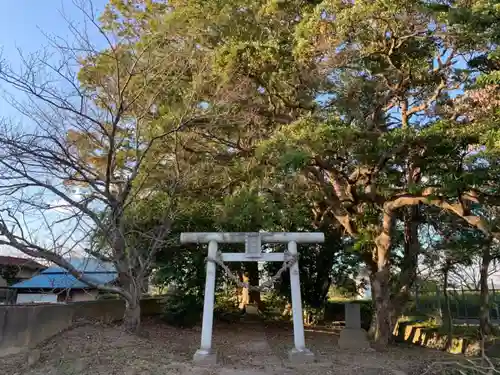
[0, 318, 458, 375]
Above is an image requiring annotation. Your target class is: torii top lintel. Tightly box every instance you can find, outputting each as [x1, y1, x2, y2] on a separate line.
[180, 232, 325, 244]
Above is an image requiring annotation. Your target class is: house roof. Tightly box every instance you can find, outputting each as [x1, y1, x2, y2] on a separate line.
[10, 272, 117, 290]
[0, 256, 45, 270]
[41, 258, 116, 274]
[10, 257, 117, 290]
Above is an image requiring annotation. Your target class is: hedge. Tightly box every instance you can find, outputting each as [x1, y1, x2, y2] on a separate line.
[406, 292, 500, 319]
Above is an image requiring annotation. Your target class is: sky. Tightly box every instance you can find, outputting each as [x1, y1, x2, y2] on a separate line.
[0, 1, 108, 257]
[0, 0, 108, 117]
[0, 1, 485, 283]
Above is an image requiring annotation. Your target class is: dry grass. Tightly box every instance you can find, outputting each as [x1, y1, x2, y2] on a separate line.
[1, 318, 459, 375]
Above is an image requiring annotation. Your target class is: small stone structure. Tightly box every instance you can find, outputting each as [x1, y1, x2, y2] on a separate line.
[180, 232, 325, 365]
[338, 303, 372, 350]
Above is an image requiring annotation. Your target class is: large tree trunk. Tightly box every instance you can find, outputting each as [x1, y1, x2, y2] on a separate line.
[123, 293, 141, 333]
[118, 262, 143, 333]
[368, 273, 378, 339]
[112, 224, 143, 332]
[389, 151, 421, 324]
[398, 206, 420, 302]
[247, 263, 261, 308]
[238, 274, 250, 311]
[371, 265, 392, 348]
[479, 247, 493, 337]
[442, 265, 453, 351]
[370, 211, 395, 349]
[388, 207, 421, 331]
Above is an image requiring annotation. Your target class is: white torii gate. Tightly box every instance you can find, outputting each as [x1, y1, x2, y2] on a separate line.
[180, 232, 325, 364]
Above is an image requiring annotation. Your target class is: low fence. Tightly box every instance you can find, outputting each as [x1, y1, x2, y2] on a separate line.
[0, 297, 166, 357]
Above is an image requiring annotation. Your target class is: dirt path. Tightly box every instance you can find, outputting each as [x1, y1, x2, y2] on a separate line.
[216, 321, 282, 369]
[0, 320, 455, 375]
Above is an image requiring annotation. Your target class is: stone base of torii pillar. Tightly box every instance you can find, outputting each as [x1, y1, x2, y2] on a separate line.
[288, 347, 315, 364]
[193, 349, 218, 366]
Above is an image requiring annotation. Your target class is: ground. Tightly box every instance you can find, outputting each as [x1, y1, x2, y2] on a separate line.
[1, 318, 458, 375]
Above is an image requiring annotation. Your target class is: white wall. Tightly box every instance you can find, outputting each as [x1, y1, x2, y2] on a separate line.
[16, 293, 58, 304]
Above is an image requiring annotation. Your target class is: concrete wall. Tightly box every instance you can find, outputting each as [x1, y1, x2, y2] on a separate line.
[0, 304, 74, 356]
[71, 290, 98, 302]
[0, 297, 165, 357]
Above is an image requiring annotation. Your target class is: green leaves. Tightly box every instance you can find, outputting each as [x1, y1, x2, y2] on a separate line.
[76, 0, 500, 316]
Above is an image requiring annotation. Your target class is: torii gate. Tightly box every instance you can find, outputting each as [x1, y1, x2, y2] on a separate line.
[180, 232, 325, 364]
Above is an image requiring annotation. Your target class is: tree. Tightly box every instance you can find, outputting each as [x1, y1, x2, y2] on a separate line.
[451, 207, 500, 337]
[0, 0, 211, 331]
[72, 0, 500, 347]
[449, 256, 500, 292]
[0, 265, 20, 285]
[257, 0, 500, 346]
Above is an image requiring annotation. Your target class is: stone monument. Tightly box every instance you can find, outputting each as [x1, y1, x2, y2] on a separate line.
[338, 302, 372, 350]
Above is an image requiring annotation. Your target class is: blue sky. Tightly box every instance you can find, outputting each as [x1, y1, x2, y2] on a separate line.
[0, 1, 473, 261]
[0, 1, 108, 56]
[0, 1, 108, 257]
[0, 0, 108, 117]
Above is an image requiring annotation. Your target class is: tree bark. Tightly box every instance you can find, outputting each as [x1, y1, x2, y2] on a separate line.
[479, 246, 493, 337]
[368, 273, 378, 339]
[370, 209, 395, 348]
[238, 274, 250, 310]
[123, 295, 141, 333]
[367, 210, 420, 347]
[247, 263, 261, 307]
[442, 265, 453, 351]
[371, 265, 392, 348]
[118, 260, 143, 333]
[388, 207, 421, 331]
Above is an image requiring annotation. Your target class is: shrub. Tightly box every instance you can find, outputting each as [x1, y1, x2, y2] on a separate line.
[97, 293, 120, 300]
[214, 289, 239, 312]
[214, 289, 244, 323]
[161, 291, 203, 328]
[406, 291, 500, 319]
[259, 292, 290, 321]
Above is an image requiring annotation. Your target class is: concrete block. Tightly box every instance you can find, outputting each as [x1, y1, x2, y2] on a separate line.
[288, 347, 315, 364]
[345, 303, 361, 329]
[338, 328, 372, 350]
[193, 349, 217, 366]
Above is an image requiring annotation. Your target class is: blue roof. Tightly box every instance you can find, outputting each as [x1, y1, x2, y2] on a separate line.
[11, 272, 117, 289]
[11, 257, 118, 290]
[41, 258, 116, 274]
